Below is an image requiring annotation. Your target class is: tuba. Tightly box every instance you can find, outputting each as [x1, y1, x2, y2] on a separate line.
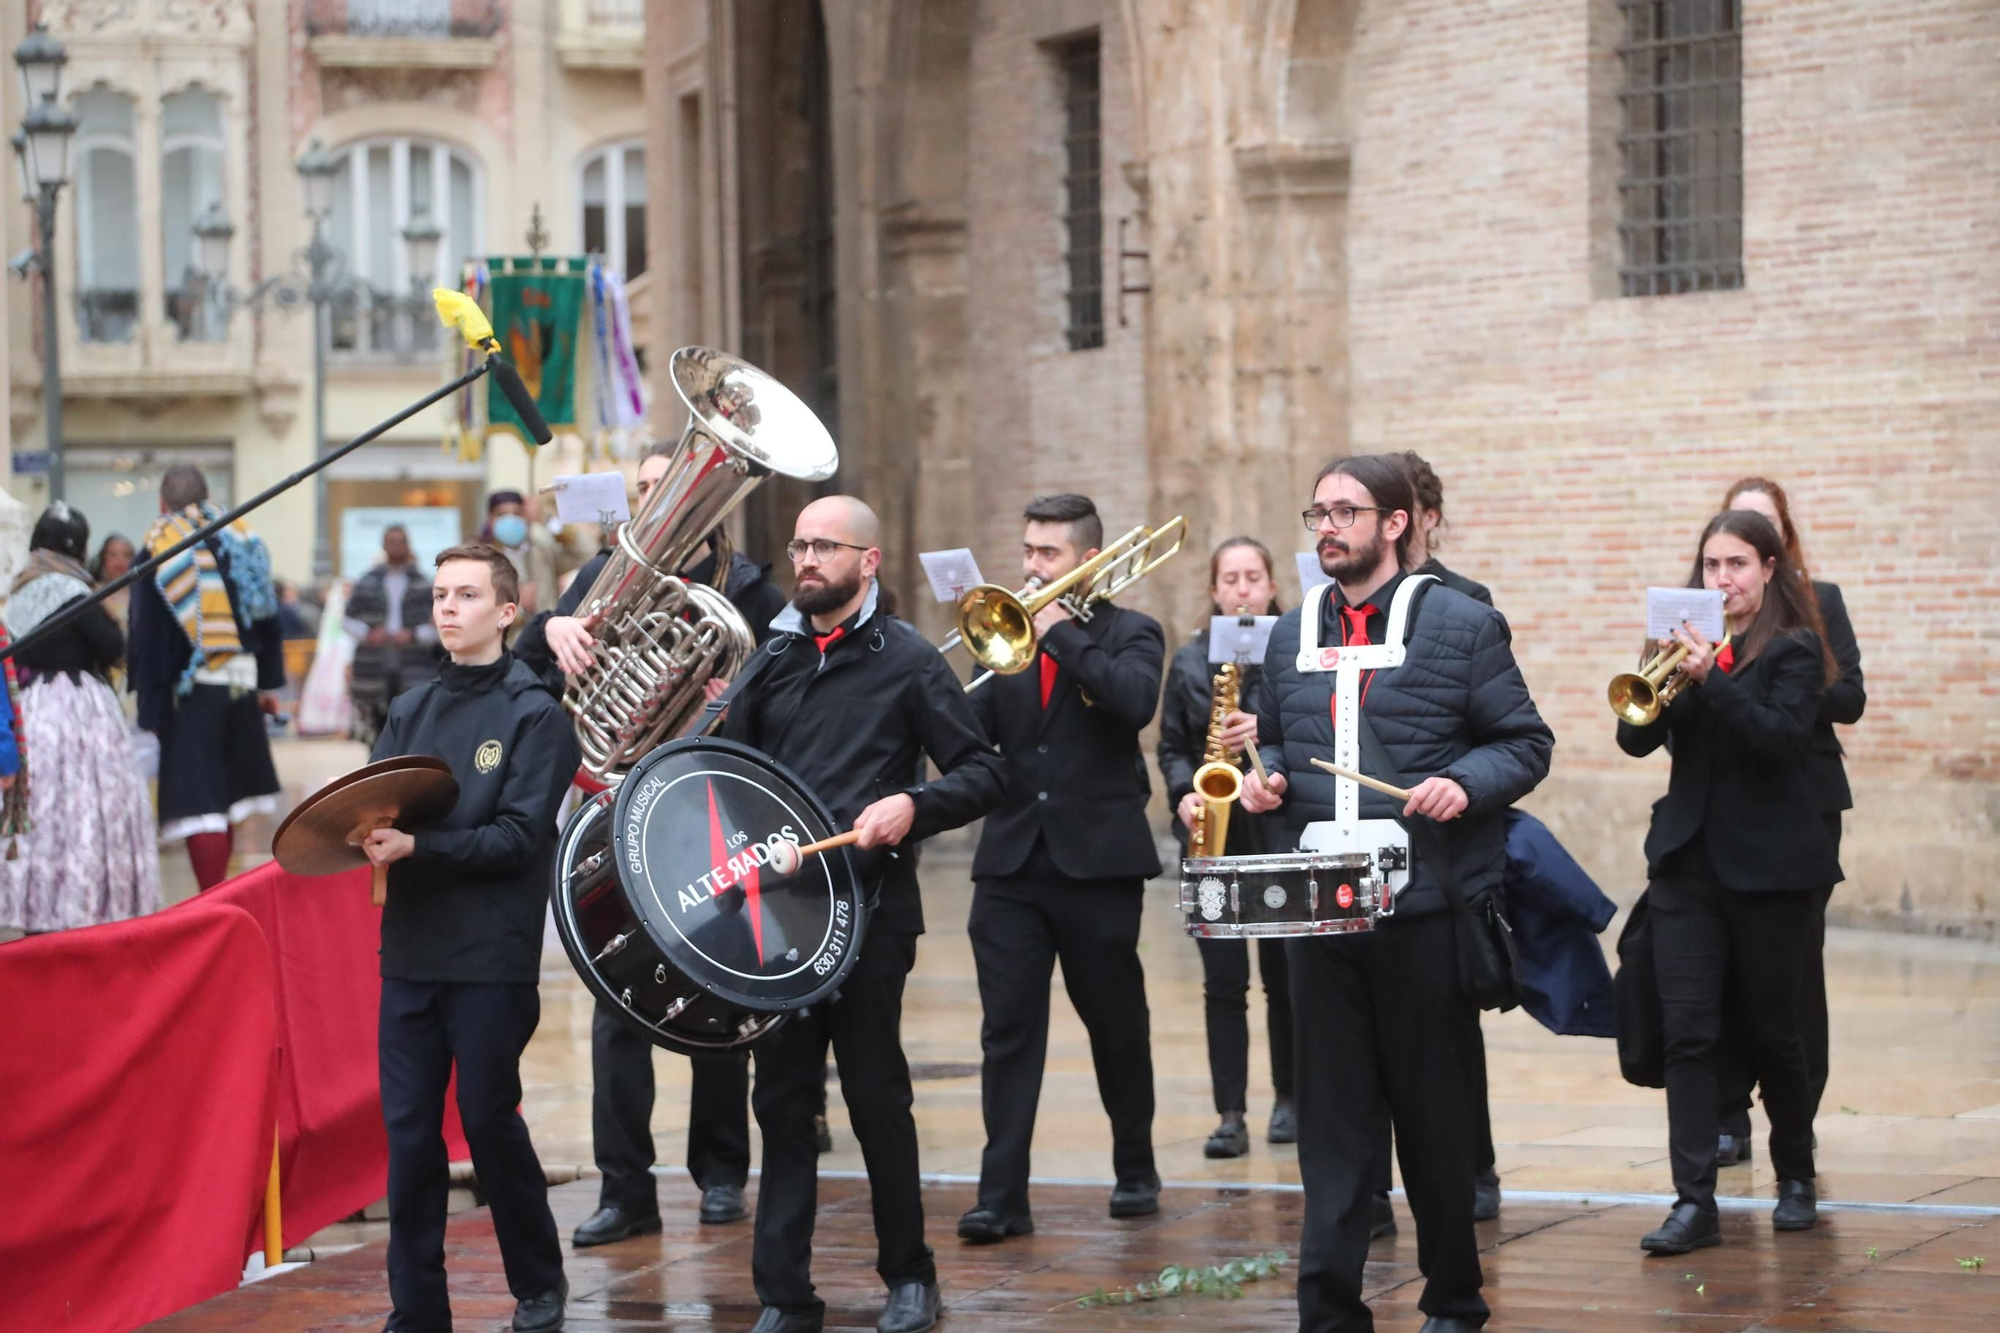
[1188, 662, 1244, 858]
[564, 347, 838, 782]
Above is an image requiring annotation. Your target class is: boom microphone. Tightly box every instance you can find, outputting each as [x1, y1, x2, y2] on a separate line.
[490, 354, 554, 445]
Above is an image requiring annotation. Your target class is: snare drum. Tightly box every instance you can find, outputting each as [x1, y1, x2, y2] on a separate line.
[553, 737, 867, 1055]
[1180, 851, 1391, 938]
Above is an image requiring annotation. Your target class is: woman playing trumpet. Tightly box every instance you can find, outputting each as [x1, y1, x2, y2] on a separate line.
[1619, 509, 1840, 1255]
[1162, 537, 1295, 1158]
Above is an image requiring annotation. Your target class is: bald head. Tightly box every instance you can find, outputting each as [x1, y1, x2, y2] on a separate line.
[797, 494, 880, 548]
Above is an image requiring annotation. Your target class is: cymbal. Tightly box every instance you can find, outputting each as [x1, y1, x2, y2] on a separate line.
[272, 755, 461, 877]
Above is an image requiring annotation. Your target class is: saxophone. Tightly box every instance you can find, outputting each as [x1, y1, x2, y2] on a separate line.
[1188, 662, 1245, 858]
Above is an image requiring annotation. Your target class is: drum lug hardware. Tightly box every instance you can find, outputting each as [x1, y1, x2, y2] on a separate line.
[663, 995, 691, 1020]
[590, 932, 630, 964]
[619, 988, 633, 1008]
[1377, 845, 1409, 872]
[578, 850, 607, 877]
[654, 963, 668, 985]
[1309, 877, 1319, 912]
[1229, 878, 1240, 914]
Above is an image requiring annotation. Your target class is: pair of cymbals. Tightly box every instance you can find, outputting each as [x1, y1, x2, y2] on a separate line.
[272, 755, 461, 903]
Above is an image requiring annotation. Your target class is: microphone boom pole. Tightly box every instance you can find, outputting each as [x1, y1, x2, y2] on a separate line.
[2, 356, 498, 665]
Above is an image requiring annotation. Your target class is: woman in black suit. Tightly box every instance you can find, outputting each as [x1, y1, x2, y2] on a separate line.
[1160, 536, 1293, 1159]
[1618, 509, 1841, 1255]
[1716, 477, 1865, 1152]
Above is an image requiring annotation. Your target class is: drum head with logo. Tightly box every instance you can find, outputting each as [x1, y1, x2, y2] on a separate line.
[612, 737, 866, 1013]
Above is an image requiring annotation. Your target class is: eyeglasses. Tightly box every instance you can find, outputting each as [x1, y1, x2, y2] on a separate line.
[1301, 505, 1391, 533]
[785, 538, 871, 563]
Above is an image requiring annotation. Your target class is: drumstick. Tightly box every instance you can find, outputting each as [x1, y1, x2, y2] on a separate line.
[1242, 740, 1270, 783]
[766, 830, 860, 876]
[1309, 757, 1414, 803]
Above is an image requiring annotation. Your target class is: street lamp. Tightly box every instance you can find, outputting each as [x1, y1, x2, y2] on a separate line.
[13, 24, 77, 503]
[187, 141, 442, 580]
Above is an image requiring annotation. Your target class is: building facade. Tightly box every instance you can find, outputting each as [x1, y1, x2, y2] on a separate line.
[643, 0, 2000, 936]
[5, 0, 655, 581]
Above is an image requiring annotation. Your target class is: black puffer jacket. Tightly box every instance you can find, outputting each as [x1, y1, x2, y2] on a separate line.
[1157, 631, 1271, 857]
[1253, 571, 1554, 918]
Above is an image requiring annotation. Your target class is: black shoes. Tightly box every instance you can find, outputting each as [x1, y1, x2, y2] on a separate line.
[1418, 1319, 1484, 1333]
[1717, 1132, 1752, 1166]
[1773, 1179, 1818, 1231]
[1370, 1191, 1398, 1239]
[512, 1277, 567, 1333]
[956, 1206, 1034, 1242]
[876, 1280, 942, 1333]
[1473, 1167, 1501, 1222]
[1109, 1176, 1161, 1218]
[699, 1183, 748, 1225]
[1204, 1112, 1250, 1159]
[1266, 1099, 1298, 1145]
[814, 1113, 835, 1154]
[570, 1204, 661, 1248]
[749, 1307, 823, 1333]
[1641, 1202, 1722, 1255]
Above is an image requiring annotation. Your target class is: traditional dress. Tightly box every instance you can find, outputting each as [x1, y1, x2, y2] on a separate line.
[128, 506, 284, 872]
[0, 551, 160, 932]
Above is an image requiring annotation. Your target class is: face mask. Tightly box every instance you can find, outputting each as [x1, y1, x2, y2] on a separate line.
[492, 515, 528, 547]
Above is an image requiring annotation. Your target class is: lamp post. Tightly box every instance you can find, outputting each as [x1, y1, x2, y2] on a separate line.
[13, 25, 78, 503]
[187, 141, 441, 581]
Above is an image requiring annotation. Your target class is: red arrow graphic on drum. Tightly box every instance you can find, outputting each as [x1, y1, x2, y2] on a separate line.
[707, 780, 764, 965]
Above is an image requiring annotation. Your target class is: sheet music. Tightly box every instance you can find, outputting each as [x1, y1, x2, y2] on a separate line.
[549, 472, 631, 526]
[1208, 614, 1278, 665]
[919, 548, 986, 603]
[1646, 586, 1726, 641]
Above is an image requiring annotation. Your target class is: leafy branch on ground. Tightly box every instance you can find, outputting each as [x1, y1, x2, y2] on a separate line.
[1065, 1251, 1289, 1309]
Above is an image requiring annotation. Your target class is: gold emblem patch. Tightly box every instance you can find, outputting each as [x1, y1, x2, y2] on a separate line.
[475, 740, 504, 774]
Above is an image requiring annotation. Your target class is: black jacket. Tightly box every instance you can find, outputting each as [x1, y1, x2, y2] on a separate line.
[1157, 630, 1271, 857]
[1617, 629, 1841, 893]
[720, 582, 1004, 934]
[1254, 571, 1554, 918]
[371, 652, 582, 983]
[346, 562, 440, 700]
[1808, 580, 1864, 813]
[1416, 557, 1493, 608]
[970, 603, 1166, 881]
[12, 595, 123, 688]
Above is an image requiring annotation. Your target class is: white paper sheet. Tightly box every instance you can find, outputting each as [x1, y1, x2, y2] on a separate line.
[548, 472, 632, 526]
[919, 548, 987, 603]
[1296, 550, 1334, 596]
[1209, 614, 1279, 665]
[1646, 586, 1726, 640]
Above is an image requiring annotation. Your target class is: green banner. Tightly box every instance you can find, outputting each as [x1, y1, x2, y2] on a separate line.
[485, 257, 586, 443]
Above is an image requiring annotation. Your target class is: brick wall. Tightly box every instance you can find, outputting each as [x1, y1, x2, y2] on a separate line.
[963, 0, 1152, 587]
[1343, 0, 2000, 933]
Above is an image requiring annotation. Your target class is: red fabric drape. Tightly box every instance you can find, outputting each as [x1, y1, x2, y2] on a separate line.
[194, 861, 469, 1256]
[0, 905, 280, 1333]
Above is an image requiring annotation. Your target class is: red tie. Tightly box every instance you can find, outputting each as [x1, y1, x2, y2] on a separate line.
[1039, 653, 1059, 709]
[813, 626, 846, 654]
[1331, 604, 1376, 729]
[1714, 641, 1735, 674]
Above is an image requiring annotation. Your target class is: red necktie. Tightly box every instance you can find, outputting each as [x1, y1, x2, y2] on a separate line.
[813, 626, 846, 654]
[1039, 653, 1059, 709]
[1714, 641, 1735, 674]
[1331, 604, 1376, 729]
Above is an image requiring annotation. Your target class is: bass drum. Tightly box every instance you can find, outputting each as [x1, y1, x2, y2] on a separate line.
[553, 736, 867, 1055]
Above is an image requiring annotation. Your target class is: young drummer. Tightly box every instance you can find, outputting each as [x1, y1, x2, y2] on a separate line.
[363, 543, 579, 1333]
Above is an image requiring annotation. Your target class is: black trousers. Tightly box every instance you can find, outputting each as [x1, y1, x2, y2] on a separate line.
[1650, 872, 1818, 1213]
[969, 855, 1157, 1214]
[1195, 935, 1295, 1114]
[591, 1000, 760, 1209]
[1720, 815, 1842, 1137]
[752, 930, 931, 1316]
[1368, 1014, 1496, 1193]
[380, 979, 563, 1331]
[1290, 915, 1487, 1333]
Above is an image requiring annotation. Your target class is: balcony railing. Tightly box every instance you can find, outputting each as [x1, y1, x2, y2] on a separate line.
[304, 0, 503, 40]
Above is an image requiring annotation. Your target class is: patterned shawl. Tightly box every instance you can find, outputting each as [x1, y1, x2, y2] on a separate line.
[5, 548, 96, 641]
[142, 504, 277, 696]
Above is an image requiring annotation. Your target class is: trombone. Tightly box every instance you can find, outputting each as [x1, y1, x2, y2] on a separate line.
[944, 516, 1187, 693]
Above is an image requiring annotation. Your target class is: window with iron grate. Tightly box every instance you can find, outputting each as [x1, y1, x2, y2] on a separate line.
[1616, 0, 1743, 296]
[1057, 33, 1104, 350]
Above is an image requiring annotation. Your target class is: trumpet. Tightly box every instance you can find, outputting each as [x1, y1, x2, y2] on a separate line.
[1607, 642, 1693, 726]
[950, 516, 1187, 693]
